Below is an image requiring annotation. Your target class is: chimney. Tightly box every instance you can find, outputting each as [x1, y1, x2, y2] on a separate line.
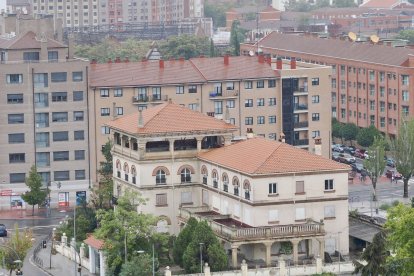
[90, 59, 97, 64]
[179, 57, 185, 62]
[224, 54, 229, 65]
[290, 57, 296, 69]
[141, 57, 147, 62]
[108, 58, 112, 64]
[258, 54, 265, 63]
[115, 57, 121, 63]
[39, 33, 48, 61]
[246, 128, 254, 139]
[279, 133, 285, 143]
[138, 110, 144, 128]
[112, 102, 117, 119]
[224, 105, 230, 123]
[159, 59, 164, 69]
[314, 136, 322, 156]
[276, 57, 283, 70]
[67, 33, 74, 60]
[124, 57, 129, 63]
[266, 56, 271, 65]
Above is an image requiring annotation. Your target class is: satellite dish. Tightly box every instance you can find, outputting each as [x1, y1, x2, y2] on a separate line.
[248, 50, 255, 56]
[348, 32, 357, 42]
[370, 34, 380, 44]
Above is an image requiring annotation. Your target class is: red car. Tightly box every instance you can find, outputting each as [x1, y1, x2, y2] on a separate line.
[385, 169, 402, 180]
[354, 149, 366, 159]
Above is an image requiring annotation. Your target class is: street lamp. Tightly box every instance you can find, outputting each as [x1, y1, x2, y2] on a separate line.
[49, 227, 56, 269]
[199, 243, 204, 273]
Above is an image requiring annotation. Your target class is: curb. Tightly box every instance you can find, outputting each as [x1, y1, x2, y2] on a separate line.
[29, 254, 53, 276]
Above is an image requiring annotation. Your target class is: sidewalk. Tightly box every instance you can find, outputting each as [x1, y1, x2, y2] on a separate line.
[0, 208, 72, 220]
[34, 240, 93, 276]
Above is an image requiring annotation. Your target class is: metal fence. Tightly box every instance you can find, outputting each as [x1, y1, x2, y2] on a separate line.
[32, 231, 53, 268]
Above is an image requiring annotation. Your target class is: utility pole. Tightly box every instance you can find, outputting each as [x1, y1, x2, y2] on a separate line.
[74, 202, 77, 276]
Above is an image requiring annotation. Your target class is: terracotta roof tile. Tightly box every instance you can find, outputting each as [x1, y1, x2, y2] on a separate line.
[106, 103, 237, 135]
[360, 0, 408, 9]
[0, 31, 66, 50]
[198, 137, 349, 175]
[84, 235, 104, 250]
[254, 32, 414, 67]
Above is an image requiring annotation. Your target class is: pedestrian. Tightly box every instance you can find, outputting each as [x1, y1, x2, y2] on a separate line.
[359, 174, 363, 182]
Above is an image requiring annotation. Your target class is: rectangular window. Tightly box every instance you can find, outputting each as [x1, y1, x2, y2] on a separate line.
[35, 113, 49, 128]
[312, 130, 320, 138]
[176, 86, 184, 94]
[296, 181, 305, 194]
[214, 101, 223, 114]
[245, 99, 253, 107]
[116, 107, 123, 115]
[52, 92, 67, 102]
[324, 179, 334, 191]
[402, 75, 409, 86]
[6, 74, 23, 84]
[369, 70, 375, 81]
[114, 88, 123, 97]
[257, 80, 264, 88]
[402, 106, 409, 117]
[311, 78, 319, 85]
[331, 78, 336, 89]
[52, 112, 68, 122]
[54, 171, 69, 181]
[324, 206, 336, 219]
[73, 91, 83, 101]
[268, 210, 279, 223]
[100, 108, 110, 116]
[268, 183, 277, 194]
[9, 153, 25, 163]
[227, 100, 235, 108]
[100, 89, 109, 97]
[245, 117, 253, 125]
[8, 114, 24, 124]
[74, 130, 84, 140]
[380, 101, 385, 112]
[402, 90, 409, 101]
[257, 98, 265, 106]
[269, 116, 276, 124]
[23, 51, 40, 62]
[244, 81, 253, 89]
[268, 98, 276, 106]
[73, 111, 84, 121]
[75, 170, 86, 180]
[53, 131, 69, 142]
[155, 193, 168, 206]
[36, 152, 50, 167]
[34, 93, 48, 108]
[7, 94, 23, 104]
[312, 95, 320, 103]
[34, 73, 48, 88]
[10, 173, 25, 183]
[181, 192, 192, 204]
[51, 72, 67, 82]
[48, 51, 58, 61]
[340, 80, 346, 89]
[74, 150, 85, 160]
[295, 207, 305, 221]
[268, 79, 276, 88]
[380, 117, 385, 127]
[101, 126, 110, 134]
[188, 85, 197, 93]
[380, 87, 385, 97]
[188, 103, 198, 110]
[53, 151, 69, 161]
[226, 82, 234, 90]
[8, 133, 25, 144]
[312, 113, 320, 121]
[72, 71, 83, 82]
[257, 116, 265, 124]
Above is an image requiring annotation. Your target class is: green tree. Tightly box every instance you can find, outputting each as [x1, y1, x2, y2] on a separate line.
[158, 35, 211, 59]
[209, 39, 216, 57]
[182, 221, 227, 273]
[385, 203, 414, 275]
[204, 2, 231, 28]
[332, 0, 357, 7]
[21, 166, 48, 216]
[389, 119, 414, 198]
[341, 123, 359, 145]
[173, 217, 198, 266]
[57, 205, 97, 242]
[353, 231, 388, 276]
[364, 136, 387, 202]
[396, 30, 414, 44]
[0, 224, 33, 275]
[357, 125, 381, 148]
[332, 118, 343, 142]
[120, 253, 154, 276]
[285, 0, 313, 11]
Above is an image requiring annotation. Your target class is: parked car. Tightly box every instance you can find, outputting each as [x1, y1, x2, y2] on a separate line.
[338, 153, 356, 164]
[351, 163, 364, 173]
[385, 169, 402, 180]
[344, 146, 356, 156]
[332, 144, 345, 153]
[0, 224, 7, 237]
[332, 152, 340, 162]
[354, 149, 366, 159]
[386, 158, 396, 168]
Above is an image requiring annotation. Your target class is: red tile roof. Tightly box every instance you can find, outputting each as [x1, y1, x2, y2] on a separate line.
[84, 235, 104, 250]
[198, 137, 349, 175]
[106, 102, 237, 135]
[253, 32, 414, 67]
[360, 0, 410, 9]
[0, 31, 66, 50]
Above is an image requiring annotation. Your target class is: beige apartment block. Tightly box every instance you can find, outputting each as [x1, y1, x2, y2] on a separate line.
[89, 55, 332, 184]
[107, 103, 350, 268]
[0, 31, 90, 209]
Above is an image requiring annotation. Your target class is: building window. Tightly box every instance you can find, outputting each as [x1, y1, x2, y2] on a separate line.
[101, 126, 110, 134]
[52, 112, 68, 122]
[402, 75, 409, 86]
[312, 130, 320, 138]
[331, 78, 336, 89]
[48, 51, 58, 61]
[324, 206, 335, 219]
[9, 153, 25, 163]
[244, 81, 252, 89]
[268, 79, 276, 88]
[176, 86, 184, 94]
[257, 80, 264, 88]
[74, 130, 84, 140]
[180, 168, 191, 183]
[54, 171, 69, 181]
[8, 133, 24, 144]
[53, 151, 69, 161]
[380, 117, 385, 127]
[74, 150, 85, 160]
[116, 107, 123, 115]
[268, 210, 279, 223]
[101, 108, 110, 116]
[229, 118, 236, 125]
[155, 194, 167, 206]
[7, 94, 23, 104]
[369, 70, 375, 81]
[51, 72, 67, 82]
[295, 207, 305, 221]
[268, 183, 277, 194]
[188, 85, 197, 93]
[245, 117, 253, 125]
[34, 73, 48, 88]
[296, 181, 304, 194]
[324, 179, 334, 191]
[52, 92, 67, 102]
[226, 82, 234, 90]
[73, 111, 84, 121]
[72, 72, 83, 82]
[227, 100, 235, 108]
[181, 192, 192, 204]
[75, 170, 86, 180]
[312, 95, 320, 103]
[6, 74, 23, 84]
[233, 177, 239, 196]
[380, 87, 385, 97]
[402, 106, 409, 117]
[312, 113, 320, 121]
[268, 116, 276, 124]
[100, 89, 109, 97]
[222, 173, 228, 192]
[257, 116, 265, 124]
[212, 171, 218, 188]
[73, 91, 84, 101]
[36, 152, 50, 167]
[268, 98, 276, 106]
[188, 103, 198, 110]
[10, 173, 25, 183]
[114, 88, 123, 97]
[402, 90, 409, 102]
[243, 180, 251, 200]
[156, 169, 166, 184]
[8, 114, 24, 124]
[245, 99, 253, 107]
[311, 78, 319, 85]
[214, 101, 223, 114]
[53, 131, 69, 141]
[257, 98, 265, 106]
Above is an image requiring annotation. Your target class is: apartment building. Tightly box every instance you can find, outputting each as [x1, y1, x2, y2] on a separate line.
[107, 103, 350, 267]
[241, 32, 414, 136]
[0, 31, 90, 209]
[89, 56, 332, 183]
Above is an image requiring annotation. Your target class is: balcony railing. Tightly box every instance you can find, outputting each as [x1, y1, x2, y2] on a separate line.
[294, 121, 309, 128]
[209, 90, 239, 98]
[294, 87, 308, 94]
[294, 104, 308, 111]
[179, 206, 324, 242]
[132, 95, 168, 103]
[293, 139, 309, 146]
[133, 95, 149, 103]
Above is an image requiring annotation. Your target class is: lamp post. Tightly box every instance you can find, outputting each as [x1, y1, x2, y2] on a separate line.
[199, 243, 204, 274]
[49, 227, 56, 269]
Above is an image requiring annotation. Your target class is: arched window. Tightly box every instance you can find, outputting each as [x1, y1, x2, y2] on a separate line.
[201, 165, 208, 185]
[116, 159, 121, 178]
[156, 169, 166, 185]
[123, 162, 129, 182]
[181, 168, 191, 183]
[233, 177, 240, 196]
[244, 180, 251, 200]
[222, 173, 229, 192]
[131, 166, 137, 184]
[212, 170, 218, 188]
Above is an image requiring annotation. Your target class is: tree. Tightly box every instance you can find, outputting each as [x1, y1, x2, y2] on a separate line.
[182, 221, 227, 273]
[21, 166, 48, 216]
[120, 253, 153, 276]
[158, 35, 211, 60]
[173, 217, 198, 266]
[389, 119, 414, 198]
[285, 0, 313, 12]
[353, 231, 388, 276]
[209, 39, 216, 58]
[341, 123, 359, 145]
[364, 136, 386, 202]
[385, 203, 414, 275]
[332, 118, 343, 142]
[332, 0, 357, 7]
[204, 2, 231, 28]
[0, 224, 33, 275]
[357, 125, 381, 148]
[57, 204, 97, 242]
[396, 30, 414, 44]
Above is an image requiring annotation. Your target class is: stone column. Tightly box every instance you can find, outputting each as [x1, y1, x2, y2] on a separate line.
[264, 242, 273, 267]
[61, 233, 67, 246]
[196, 137, 202, 152]
[318, 239, 325, 261]
[138, 142, 146, 160]
[279, 258, 287, 276]
[241, 260, 248, 276]
[169, 139, 175, 156]
[231, 245, 239, 268]
[164, 266, 172, 276]
[316, 256, 323, 273]
[99, 251, 106, 276]
[224, 135, 232, 146]
[88, 246, 96, 273]
[292, 239, 299, 265]
[80, 243, 86, 259]
[204, 263, 211, 276]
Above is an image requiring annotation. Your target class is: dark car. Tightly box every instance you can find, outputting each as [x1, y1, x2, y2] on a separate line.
[338, 153, 356, 164]
[354, 149, 366, 159]
[351, 163, 364, 173]
[344, 146, 356, 156]
[386, 158, 396, 168]
[0, 224, 7, 237]
[332, 152, 340, 162]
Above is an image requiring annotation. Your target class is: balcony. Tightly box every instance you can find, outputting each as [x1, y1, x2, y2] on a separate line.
[132, 95, 168, 103]
[294, 121, 309, 129]
[294, 87, 308, 95]
[294, 104, 308, 113]
[293, 139, 309, 146]
[209, 90, 239, 99]
[179, 206, 325, 242]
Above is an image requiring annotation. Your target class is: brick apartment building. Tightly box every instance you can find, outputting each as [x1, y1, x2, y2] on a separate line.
[89, 55, 332, 182]
[0, 31, 90, 209]
[241, 32, 414, 137]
